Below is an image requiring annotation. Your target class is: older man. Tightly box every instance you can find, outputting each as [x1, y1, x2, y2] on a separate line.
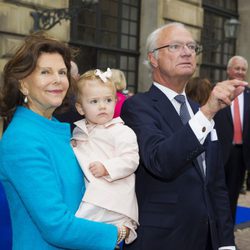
[214, 56, 250, 224]
[121, 23, 247, 250]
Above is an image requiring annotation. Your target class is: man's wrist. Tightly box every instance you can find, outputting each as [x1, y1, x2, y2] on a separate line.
[200, 105, 215, 120]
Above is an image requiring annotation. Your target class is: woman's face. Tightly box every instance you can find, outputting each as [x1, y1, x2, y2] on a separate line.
[20, 52, 69, 118]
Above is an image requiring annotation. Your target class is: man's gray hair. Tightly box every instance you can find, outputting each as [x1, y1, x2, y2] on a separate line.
[227, 55, 248, 70]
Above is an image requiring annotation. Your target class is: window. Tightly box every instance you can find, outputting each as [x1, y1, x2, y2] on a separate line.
[200, 0, 238, 84]
[70, 0, 140, 94]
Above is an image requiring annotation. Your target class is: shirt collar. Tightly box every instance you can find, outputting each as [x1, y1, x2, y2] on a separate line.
[153, 81, 186, 101]
[74, 116, 124, 133]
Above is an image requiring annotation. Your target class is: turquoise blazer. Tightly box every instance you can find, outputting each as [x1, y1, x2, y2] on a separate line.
[0, 106, 117, 250]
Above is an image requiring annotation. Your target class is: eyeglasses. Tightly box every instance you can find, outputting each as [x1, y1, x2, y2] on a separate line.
[151, 42, 201, 54]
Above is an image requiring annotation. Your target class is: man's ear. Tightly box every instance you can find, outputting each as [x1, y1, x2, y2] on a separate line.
[75, 102, 85, 116]
[148, 52, 158, 68]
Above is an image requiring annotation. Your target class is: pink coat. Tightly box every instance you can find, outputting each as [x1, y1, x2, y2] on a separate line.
[114, 92, 127, 118]
[72, 117, 139, 223]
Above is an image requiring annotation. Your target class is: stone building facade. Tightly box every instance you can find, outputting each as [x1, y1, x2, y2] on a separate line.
[0, 0, 69, 74]
[0, 0, 249, 92]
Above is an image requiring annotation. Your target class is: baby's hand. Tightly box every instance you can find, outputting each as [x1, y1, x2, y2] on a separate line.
[89, 161, 108, 178]
[71, 139, 77, 147]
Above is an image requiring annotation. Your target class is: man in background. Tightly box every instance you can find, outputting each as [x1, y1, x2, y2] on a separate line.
[214, 55, 250, 223]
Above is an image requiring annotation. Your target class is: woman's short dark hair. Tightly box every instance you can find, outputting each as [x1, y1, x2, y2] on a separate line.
[186, 77, 212, 106]
[0, 31, 73, 123]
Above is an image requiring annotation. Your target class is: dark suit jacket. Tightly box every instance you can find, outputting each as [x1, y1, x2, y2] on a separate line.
[214, 87, 250, 169]
[121, 85, 234, 250]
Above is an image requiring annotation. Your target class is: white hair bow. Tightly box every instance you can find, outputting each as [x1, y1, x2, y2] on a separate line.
[95, 68, 112, 83]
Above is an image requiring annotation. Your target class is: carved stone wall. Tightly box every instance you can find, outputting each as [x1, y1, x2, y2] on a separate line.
[0, 0, 69, 76]
[1, 0, 249, 89]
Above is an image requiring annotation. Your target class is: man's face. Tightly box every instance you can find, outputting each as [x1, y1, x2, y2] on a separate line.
[150, 25, 197, 83]
[227, 58, 248, 81]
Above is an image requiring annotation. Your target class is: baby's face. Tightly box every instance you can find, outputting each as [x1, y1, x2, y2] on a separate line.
[76, 79, 116, 125]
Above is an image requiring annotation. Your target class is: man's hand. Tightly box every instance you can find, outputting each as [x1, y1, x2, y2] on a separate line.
[200, 79, 248, 120]
[89, 161, 108, 178]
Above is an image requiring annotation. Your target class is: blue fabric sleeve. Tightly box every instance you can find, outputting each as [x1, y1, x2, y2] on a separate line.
[1, 130, 117, 250]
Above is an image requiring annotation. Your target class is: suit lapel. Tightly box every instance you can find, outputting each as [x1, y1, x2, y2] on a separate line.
[243, 88, 250, 133]
[148, 85, 183, 132]
[225, 106, 233, 125]
[203, 135, 211, 180]
[187, 99, 206, 179]
[148, 85, 205, 180]
[187, 97, 199, 115]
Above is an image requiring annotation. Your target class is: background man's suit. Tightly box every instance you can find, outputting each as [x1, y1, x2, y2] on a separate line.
[214, 88, 250, 222]
[121, 85, 234, 250]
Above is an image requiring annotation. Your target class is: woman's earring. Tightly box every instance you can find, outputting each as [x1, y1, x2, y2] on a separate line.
[24, 96, 28, 103]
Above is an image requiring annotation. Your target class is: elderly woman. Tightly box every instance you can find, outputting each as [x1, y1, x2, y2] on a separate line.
[0, 32, 119, 250]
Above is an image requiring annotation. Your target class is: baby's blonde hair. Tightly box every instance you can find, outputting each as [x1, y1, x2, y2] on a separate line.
[75, 69, 116, 101]
[111, 69, 127, 91]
